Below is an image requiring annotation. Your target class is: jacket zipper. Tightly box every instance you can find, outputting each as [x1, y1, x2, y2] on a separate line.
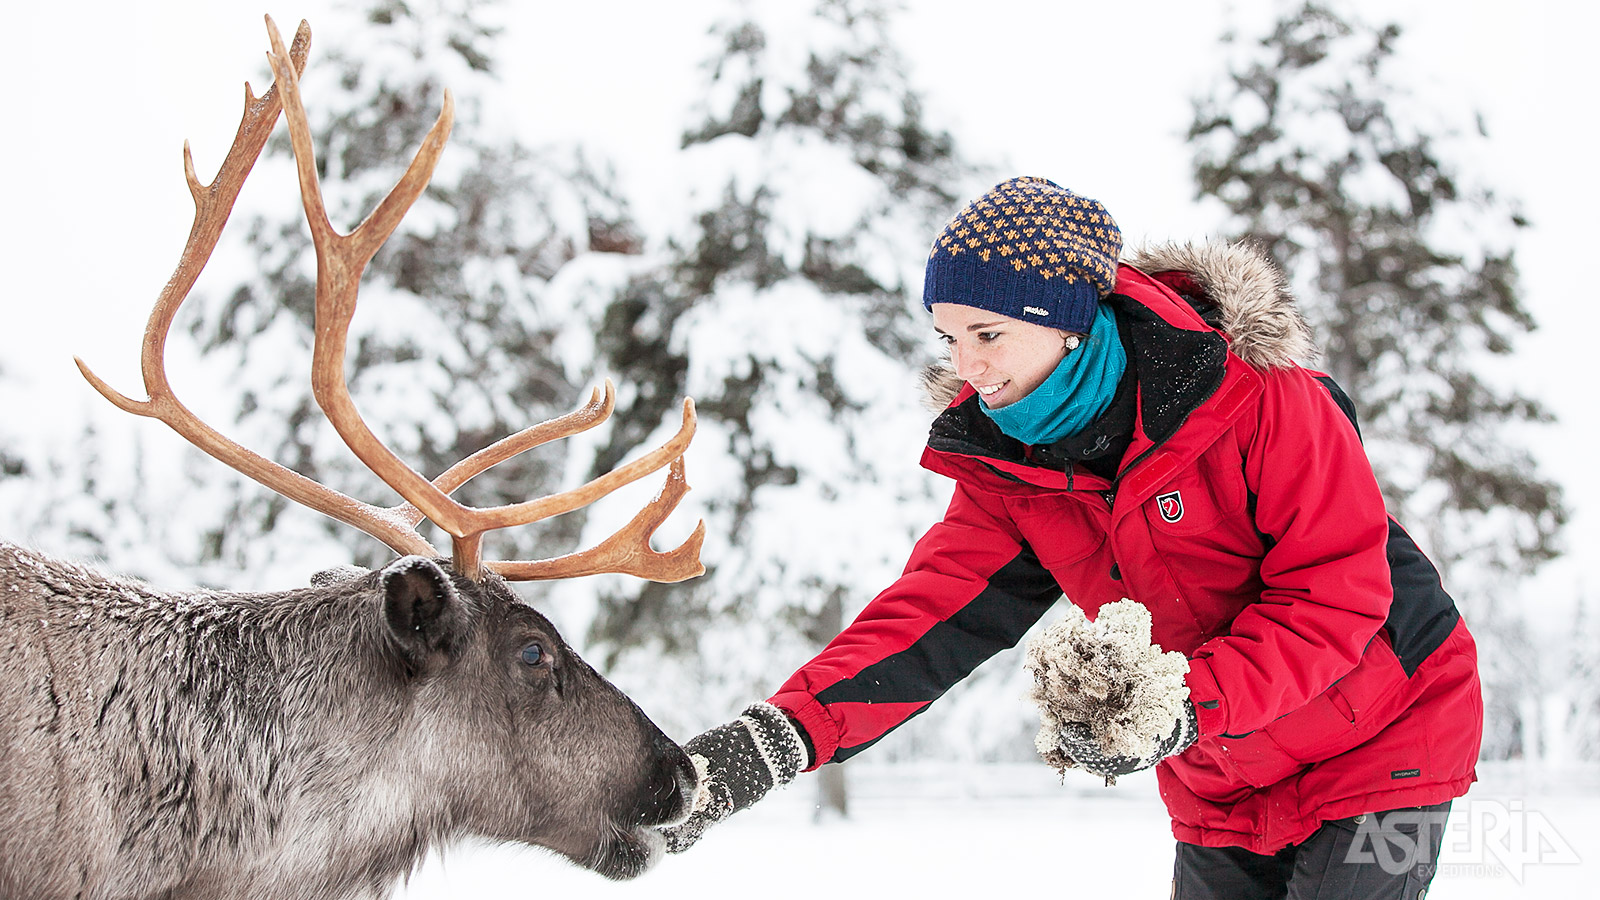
[1066, 464, 1117, 510]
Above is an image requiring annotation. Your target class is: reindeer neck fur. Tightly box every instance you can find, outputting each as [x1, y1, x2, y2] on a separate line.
[0, 541, 482, 900]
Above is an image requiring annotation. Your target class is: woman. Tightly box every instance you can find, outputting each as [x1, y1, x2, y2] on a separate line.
[663, 177, 1481, 899]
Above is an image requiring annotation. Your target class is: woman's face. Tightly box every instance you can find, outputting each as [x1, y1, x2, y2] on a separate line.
[932, 303, 1069, 409]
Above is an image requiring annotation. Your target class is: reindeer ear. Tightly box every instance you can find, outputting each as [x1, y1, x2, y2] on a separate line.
[380, 556, 469, 674]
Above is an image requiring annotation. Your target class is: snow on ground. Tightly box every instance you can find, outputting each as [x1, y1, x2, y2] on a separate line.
[397, 761, 1595, 898]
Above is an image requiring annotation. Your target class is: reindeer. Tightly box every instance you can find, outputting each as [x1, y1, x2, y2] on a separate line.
[0, 17, 706, 900]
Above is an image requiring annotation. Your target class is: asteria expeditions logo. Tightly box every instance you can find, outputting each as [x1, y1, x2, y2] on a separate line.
[1345, 800, 1580, 884]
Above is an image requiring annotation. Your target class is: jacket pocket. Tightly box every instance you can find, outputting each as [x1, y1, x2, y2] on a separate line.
[1205, 731, 1306, 788]
[1143, 441, 1248, 537]
[1010, 495, 1107, 568]
[1265, 632, 1410, 763]
[1204, 633, 1410, 788]
[1206, 694, 1354, 789]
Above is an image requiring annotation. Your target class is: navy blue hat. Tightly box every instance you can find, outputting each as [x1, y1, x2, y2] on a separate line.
[922, 176, 1122, 334]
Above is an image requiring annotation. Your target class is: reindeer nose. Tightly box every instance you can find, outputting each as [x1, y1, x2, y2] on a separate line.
[664, 744, 699, 826]
[632, 728, 698, 828]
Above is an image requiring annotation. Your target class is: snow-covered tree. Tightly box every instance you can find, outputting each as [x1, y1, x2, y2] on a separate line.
[1186, 0, 1566, 758]
[559, 0, 979, 749]
[0, 360, 203, 589]
[1566, 594, 1600, 761]
[0, 366, 27, 490]
[176, 0, 640, 587]
[0, 366, 49, 549]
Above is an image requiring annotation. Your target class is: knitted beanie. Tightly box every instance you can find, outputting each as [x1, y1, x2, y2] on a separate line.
[922, 176, 1122, 334]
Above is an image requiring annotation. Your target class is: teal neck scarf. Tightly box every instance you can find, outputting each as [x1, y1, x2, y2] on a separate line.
[979, 302, 1126, 446]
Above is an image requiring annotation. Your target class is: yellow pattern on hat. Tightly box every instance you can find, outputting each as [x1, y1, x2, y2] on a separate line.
[932, 176, 1121, 295]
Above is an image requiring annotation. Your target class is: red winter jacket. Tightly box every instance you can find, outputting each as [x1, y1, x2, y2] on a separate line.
[769, 243, 1482, 853]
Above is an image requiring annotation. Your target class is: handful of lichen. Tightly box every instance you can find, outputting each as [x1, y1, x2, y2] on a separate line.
[1024, 599, 1190, 776]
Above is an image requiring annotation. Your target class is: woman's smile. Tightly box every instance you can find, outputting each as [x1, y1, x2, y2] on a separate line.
[931, 302, 1071, 408]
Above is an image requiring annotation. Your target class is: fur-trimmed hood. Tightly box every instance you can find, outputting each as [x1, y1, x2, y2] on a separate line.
[921, 240, 1317, 411]
[1126, 241, 1317, 369]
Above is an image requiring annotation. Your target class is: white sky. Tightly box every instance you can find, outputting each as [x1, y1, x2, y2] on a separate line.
[2, 0, 1594, 609]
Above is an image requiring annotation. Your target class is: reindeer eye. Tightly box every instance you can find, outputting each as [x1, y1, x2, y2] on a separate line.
[519, 642, 547, 667]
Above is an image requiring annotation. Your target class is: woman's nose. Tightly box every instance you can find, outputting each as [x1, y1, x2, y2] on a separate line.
[952, 344, 984, 380]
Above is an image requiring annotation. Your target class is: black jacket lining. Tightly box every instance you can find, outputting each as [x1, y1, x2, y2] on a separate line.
[1314, 375, 1363, 440]
[1117, 294, 1229, 446]
[1383, 518, 1460, 677]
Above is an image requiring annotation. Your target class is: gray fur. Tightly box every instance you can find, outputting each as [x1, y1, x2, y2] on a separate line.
[920, 240, 1319, 410]
[0, 543, 694, 899]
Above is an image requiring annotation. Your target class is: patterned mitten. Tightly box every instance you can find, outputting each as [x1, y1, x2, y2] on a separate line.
[1056, 699, 1198, 784]
[660, 703, 809, 853]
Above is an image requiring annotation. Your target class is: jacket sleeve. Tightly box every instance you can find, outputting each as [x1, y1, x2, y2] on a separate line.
[769, 481, 1063, 768]
[1185, 366, 1394, 739]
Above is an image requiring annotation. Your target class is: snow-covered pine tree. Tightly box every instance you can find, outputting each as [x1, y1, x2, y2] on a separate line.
[176, 0, 640, 588]
[1186, 0, 1566, 758]
[0, 366, 27, 490]
[0, 353, 204, 587]
[1567, 594, 1600, 761]
[0, 364, 51, 551]
[560, 0, 980, 751]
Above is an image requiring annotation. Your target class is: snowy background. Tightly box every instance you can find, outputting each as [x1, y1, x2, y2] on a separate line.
[8, 0, 1595, 614]
[3, 0, 1596, 896]
[394, 763, 1595, 898]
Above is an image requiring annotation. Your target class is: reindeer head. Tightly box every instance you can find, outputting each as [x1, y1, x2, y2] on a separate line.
[323, 555, 695, 879]
[72, 16, 704, 882]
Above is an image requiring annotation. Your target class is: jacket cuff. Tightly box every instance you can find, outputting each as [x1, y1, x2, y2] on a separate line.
[768, 689, 838, 771]
[1185, 658, 1228, 738]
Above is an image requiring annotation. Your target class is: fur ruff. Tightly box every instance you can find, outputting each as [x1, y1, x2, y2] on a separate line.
[1125, 241, 1318, 370]
[921, 241, 1317, 410]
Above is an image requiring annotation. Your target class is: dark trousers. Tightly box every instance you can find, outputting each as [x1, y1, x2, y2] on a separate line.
[1173, 802, 1451, 900]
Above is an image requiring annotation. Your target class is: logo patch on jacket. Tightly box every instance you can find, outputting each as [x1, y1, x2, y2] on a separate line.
[1156, 490, 1184, 523]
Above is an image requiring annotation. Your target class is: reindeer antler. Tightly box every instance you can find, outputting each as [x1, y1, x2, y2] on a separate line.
[76, 16, 704, 584]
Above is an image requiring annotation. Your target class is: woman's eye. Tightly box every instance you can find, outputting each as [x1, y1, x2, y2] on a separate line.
[977, 331, 999, 343]
[520, 642, 547, 666]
